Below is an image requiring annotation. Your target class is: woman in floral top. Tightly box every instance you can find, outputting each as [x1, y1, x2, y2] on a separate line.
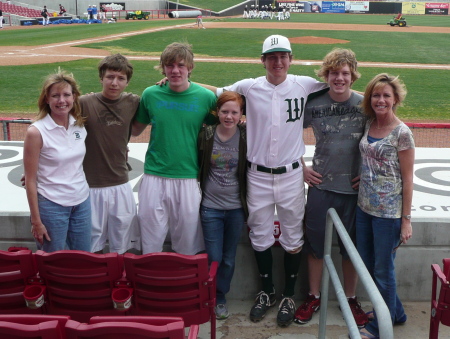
[356, 73, 415, 339]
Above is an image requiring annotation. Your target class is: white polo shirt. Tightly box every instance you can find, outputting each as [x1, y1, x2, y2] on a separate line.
[32, 114, 89, 206]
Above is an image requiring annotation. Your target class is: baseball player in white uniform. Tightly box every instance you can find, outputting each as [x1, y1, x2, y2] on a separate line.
[193, 35, 328, 327]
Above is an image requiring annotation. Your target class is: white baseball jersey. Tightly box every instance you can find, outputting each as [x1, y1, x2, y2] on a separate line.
[218, 75, 328, 168]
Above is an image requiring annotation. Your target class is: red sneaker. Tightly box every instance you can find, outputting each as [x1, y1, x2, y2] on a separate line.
[294, 294, 320, 324]
[348, 297, 369, 328]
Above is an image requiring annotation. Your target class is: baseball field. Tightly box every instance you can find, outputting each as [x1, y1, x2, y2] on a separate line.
[0, 12, 449, 122]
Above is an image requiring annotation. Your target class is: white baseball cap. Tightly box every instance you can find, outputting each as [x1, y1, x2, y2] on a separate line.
[262, 35, 292, 55]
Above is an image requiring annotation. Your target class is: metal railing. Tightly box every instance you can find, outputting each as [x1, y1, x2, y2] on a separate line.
[318, 208, 394, 339]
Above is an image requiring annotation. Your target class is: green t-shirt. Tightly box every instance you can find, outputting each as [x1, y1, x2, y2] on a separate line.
[136, 81, 217, 178]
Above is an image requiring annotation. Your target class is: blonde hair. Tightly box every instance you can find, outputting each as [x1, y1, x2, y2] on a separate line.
[155, 42, 194, 77]
[361, 73, 407, 119]
[316, 48, 360, 83]
[37, 69, 83, 126]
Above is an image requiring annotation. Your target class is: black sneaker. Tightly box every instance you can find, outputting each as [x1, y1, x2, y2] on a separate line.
[249, 289, 276, 322]
[277, 296, 296, 327]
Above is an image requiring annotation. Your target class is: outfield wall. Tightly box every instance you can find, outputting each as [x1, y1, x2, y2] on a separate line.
[222, 0, 449, 16]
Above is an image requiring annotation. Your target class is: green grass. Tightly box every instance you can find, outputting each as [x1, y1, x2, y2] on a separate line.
[0, 20, 193, 46]
[0, 16, 449, 120]
[77, 28, 450, 64]
[1, 60, 448, 121]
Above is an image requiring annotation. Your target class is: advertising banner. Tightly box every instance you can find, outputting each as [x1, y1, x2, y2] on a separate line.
[425, 3, 449, 15]
[321, 1, 345, 13]
[277, 1, 307, 12]
[345, 1, 370, 13]
[402, 2, 426, 15]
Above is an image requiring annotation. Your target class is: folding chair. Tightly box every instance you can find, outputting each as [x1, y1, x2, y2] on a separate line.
[123, 253, 218, 339]
[430, 258, 450, 339]
[34, 250, 126, 323]
[89, 316, 199, 339]
[0, 248, 43, 314]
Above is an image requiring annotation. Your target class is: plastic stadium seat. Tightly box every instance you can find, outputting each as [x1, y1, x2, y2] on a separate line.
[0, 248, 44, 314]
[430, 258, 450, 338]
[89, 316, 199, 339]
[0, 314, 70, 339]
[34, 250, 126, 323]
[65, 318, 193, 339]
[0, 319, 65, 339]
[123, 253, 218, 339]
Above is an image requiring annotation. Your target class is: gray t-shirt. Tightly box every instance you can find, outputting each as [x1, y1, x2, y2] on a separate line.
[304, 92, 366, 194]
[202, 130, 242, 210]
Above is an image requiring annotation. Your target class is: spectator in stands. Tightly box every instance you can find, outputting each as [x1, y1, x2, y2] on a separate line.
[58, 4, 66, 16]
[356, 73, 414, 339]
[131, 42, 217, 255]
[23, 69, 91, 252]
[198, 91, 247, 320]
[41, 6, 49, 26]
[80, 54, 141, 254]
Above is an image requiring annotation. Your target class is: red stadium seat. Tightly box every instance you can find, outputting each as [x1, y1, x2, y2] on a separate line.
[34, 250, 127, 323]
[89, 316, 199, 339]
[65, 318, 193, 339]
[0, 315, 69, 339]
[0, 320, 64, 339]
[430, 258, 450, 338]
[123, 252, 218, 339]
[0, 248, 44, 314]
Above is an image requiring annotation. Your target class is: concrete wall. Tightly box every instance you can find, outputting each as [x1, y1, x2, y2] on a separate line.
[9, 0, 166, 17]
[1, 213, 448, 302]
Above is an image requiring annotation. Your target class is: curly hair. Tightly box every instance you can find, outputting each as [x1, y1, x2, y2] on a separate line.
[315, 48, 360, 83]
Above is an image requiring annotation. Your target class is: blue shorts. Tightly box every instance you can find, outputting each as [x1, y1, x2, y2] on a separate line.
[303, 186, 357, 260]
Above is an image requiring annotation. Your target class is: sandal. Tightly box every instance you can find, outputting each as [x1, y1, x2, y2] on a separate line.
[366, 310, 407, 325]
[359, 330, 379, 339]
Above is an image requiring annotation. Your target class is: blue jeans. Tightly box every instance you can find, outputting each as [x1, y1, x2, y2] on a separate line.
[356, 206, 406, 337]
[200, 205, 245, 304]
[37, 194, 92, 252]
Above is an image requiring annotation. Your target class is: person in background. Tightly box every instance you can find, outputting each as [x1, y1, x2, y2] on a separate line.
[198, 91, 247, 320]
[87, 5, 93, 20]
[194, 14, 205, 29]
[356, 73, 414, 339]
[41, 6, 49, 26]
[294, 48, 369, 328]
[80, 54, 140, 254]
[58, 4, 66, 16]
[0, 7, 4, 29]
[132, 42, 217, 255]
[23, 69, 91, 252]
[92, 5, 98, 19]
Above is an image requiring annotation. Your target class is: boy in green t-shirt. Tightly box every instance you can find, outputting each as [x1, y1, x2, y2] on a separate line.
[132, 42, 216, 255]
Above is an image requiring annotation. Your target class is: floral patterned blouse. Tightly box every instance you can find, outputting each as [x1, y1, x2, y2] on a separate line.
[357, 120, 415, 218]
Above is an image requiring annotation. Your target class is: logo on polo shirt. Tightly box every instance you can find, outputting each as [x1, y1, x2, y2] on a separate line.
[73, 131, 82, 140]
